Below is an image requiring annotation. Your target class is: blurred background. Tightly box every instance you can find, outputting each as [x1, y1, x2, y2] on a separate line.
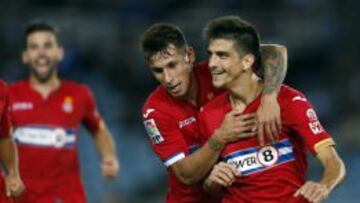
[0, 0, 359, 202]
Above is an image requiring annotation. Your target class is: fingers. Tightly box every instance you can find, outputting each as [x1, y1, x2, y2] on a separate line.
[220, 162, 240, 177]
[235, 131, 257, 139]
[228, 110, 251, 117]
[271, 121, 279, 142]
[236, 113, 256, 120]
[101, 159, 120, 179]
[255, 96, 282, 145]
[210, 163, 239, 187]
[10, 184, 25, 197]
[294, 181, 310, 197]
[308, 187, 322, 202]
[264, 123, 274, 144]
[5, 183, 10, 197]
[275, 116, 282, 135]
[235, 118, 257, 127]
[220, 112, 258, 143]
[233, 125, 254, 133]
[227, 110, 241, 117]
[215, 169, 235, 186]
[257, 120, 281, 145]
[313, 191, 327, 203]
[257, 123, 265, 146]
[5, 180, 25, 198]
[294, 181, 329, 203]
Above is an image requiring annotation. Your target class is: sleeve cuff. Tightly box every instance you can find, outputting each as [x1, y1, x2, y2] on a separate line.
[314, 138, 336, 154]
[164, 152, 186, 168]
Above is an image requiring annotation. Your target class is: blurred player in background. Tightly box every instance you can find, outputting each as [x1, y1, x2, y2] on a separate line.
[140, 23, 287, 203]
[199, 15, 346, 203]
[0, 80, 25, 202]
[8, 21, 119, 203]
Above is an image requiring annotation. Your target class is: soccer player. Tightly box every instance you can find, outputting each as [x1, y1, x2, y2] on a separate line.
[199, 15, 346, 202]
[0, 80, 25, 201]
[8, 22, 119, 203]
[140, 23, 287, 203]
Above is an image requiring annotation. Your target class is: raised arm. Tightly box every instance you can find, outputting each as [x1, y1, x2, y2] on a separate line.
[261, 44, 288, 94]
[257, 44, 288, 145]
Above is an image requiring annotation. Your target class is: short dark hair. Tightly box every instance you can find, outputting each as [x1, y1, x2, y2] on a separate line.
[140, 23, 188, 61]
[24, 21, 60, 47]
[203, 15, 263, 79]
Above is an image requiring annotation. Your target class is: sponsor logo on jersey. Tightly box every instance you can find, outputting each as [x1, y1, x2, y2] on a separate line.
[306, 108, 324, 135]
[62, 96, 74, 113]
[143, 108, 155, 118]
[306, 108, 318, 121]
[223, 139, 295, 176]
[144, 119, 164, 144]
[12, 102, 33, 111]
[179, 116, 196, 128]
[13, 126, 76, 149]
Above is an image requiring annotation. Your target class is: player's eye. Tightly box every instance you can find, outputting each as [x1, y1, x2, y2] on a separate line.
[217, 52, 228, 59]
[44, 42, 54, 49]
[27, 44, 38, 50]
[167, 61, 178, 69]
[151, 67, 163, 74]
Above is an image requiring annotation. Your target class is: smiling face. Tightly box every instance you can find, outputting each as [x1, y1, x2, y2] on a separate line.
[22, 31, 64, 83]
[148, 44, 194, 99]
[208, 38, 254, 89]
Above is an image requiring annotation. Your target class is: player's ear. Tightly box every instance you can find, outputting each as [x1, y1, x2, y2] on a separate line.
[242, 54, 255, 71]
[185, 46, 195, 64]
[22, 51, 29, 64]
[58, 46, 65, 61]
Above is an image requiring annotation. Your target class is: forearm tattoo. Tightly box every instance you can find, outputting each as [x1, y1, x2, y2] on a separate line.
[261, 47, 287, 94]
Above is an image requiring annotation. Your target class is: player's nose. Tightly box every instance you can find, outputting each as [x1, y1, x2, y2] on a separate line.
[163, 69, 173, 84]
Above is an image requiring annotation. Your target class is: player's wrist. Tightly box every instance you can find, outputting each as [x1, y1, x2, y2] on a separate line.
[319, 180, 333, 192]
[261, 91, 278, 101]
[208, 132, 225, 152]
[101, 154, 117, 162]
[203, 176, 213, 192]
[203, 175, 222, 194]
[4, 164, 19, 177]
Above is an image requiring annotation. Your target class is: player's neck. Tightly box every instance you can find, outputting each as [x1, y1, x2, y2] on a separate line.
[185, 72, 198, 107]
[228, 73, 263, 108]
[29, 73, 61, 99]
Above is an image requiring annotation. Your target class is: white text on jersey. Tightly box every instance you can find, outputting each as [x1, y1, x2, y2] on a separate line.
[179, 116, 196, 128]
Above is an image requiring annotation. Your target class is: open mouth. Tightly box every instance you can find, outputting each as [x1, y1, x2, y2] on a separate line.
[35, 57, 51, 66]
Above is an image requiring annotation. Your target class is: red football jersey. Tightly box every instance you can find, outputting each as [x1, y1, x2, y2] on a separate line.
[142, 61, 222, 203]
[198, 85, 335, 203]
[0, 80, 13, 202]
[8, 80, 102, 203]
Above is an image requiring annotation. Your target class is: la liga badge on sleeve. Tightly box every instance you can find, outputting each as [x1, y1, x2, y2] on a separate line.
[144, 119, 164, 144]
